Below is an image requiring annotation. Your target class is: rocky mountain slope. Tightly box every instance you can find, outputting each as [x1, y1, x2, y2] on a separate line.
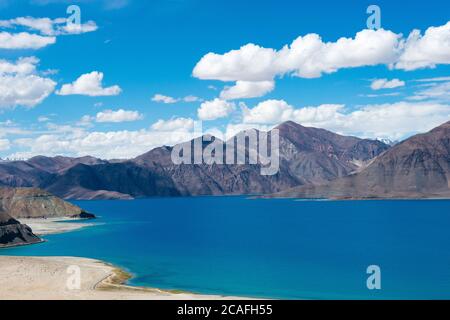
[0, 188, 94, 219]
[275, 121, 450, 199]
[0, 121, 389, 199]
[0, 208, 41, 248]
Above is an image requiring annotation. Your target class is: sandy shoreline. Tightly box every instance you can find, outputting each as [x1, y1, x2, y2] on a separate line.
[1, 219, 251, 300]
[20, 217, 96, 236]
[0, 256, 251, 300]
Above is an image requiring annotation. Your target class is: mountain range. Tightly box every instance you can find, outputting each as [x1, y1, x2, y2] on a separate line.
[274, 120, 450, 199]
[0, 121, 390, 200]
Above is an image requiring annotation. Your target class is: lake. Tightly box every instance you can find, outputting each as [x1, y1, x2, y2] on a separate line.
[2, 197, 450, 299]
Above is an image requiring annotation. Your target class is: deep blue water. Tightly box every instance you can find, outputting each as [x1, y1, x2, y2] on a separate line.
[2, 197, 450, 299]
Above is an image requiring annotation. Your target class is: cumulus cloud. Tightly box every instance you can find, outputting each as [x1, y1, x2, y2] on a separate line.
[0, 31, 55, 49]
[0, 57, 56, 109]
[370, 78, 405, 90]
[241, 99, 450, 140]
[193, 29, 401, 82]
[242, 100, 344, 125]
[0, 16, 98, 36]
[95, 109, 143, 123]
[220, 80, 275, 100]
[0, 15, 98, 50]
[152, 94, 202, 104]
[197, 98, 236, 121]
[183, 95, 202, 102]
[57, 71, 122, 96]
[193, 21, 450, 98]
[394, 21, 450, 70]
[0, 56, 39, 74]
[151, 94, 178, 104]
[9, 125, 197, 160]
[151, 117, 195, 131]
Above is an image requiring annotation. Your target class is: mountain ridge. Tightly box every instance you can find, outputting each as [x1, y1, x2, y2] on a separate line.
[273, 121, 450, 199]
[0, 121, 390, 200]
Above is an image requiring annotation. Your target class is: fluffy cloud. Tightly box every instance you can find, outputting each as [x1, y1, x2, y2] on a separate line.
[0, 57, 56, 109]
[370, 78, 405, 90]
[152, 94, 202, 104]
[0, 139, 10, 151]
[0, 56, 39, 74]
[0, 31, 55, 49]
[193, 21, 450, 99]
[220, 80, 275, 100]
[183, 95, 202, 102]
[151, 117, 195, 132]
[57, 71, 122, 96]
[197, 98, 236, 121]
[95, 109, 143, 123]
[9, 126, 197, 160]
[241, 99, 450, 140]
[0, 16, 98, 36]
[242, 100, 344, 125]
[151, 94, 178, 104]
[193, 29, 401, 82]
[395, 22, 450, 70]
[0, 16, 98, 50]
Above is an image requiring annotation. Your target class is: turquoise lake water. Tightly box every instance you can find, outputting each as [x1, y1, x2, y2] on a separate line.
[2, 197, 450, 299]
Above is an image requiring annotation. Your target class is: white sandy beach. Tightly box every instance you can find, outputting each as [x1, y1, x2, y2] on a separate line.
[20, 217, 96, 236]
[1, 219, 250, 300]
[0, 256, 249, 300]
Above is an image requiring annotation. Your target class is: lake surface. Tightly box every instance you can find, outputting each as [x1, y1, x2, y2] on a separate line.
[2, 197, 450, 299]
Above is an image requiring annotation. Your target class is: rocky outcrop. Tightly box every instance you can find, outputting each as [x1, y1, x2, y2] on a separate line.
[0, 187, 94, 219]
[0, 209, 41, 248]
[274, 120, 450, 199]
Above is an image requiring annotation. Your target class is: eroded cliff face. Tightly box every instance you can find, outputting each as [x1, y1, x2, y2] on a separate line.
[0, 210, 41, 248]
[0, 187, 94, 219]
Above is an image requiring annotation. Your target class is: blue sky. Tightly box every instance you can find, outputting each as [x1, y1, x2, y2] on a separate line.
[0, 0, 450, 159]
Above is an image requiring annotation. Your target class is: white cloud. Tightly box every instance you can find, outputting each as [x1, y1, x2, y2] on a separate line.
[0, 31, 55, 49]
[0, 57, 56, 109]
[193, 21, 450, 99]
[395, 22, 450, 70]
[361, 92, 401, 98]
[151, 117, 195, 132]
[8, 126, 197, 160]
[193, 29, 401, 82]
[37, 116, 50, 122]
[0, 56, 38, 75]
[414, 76, 450, 82]
[197, 98, 236, 121]
[152, 94, 202, 104]
[241, 99, 450, 140]
[95, 109, 143, 123]
[370, 78, 405, 90]
[0, 139, 10, 151]
[220, 80, 275, 100]
[242, 100, 344, 125]
[57, 71, 122, 96]
[408, 81, 450, 101]
[183, 95, 202, 102]
[0, 16, 98, 36]
[151, 94, 178, 104]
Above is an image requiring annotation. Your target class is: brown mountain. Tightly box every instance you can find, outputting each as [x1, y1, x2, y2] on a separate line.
[0, 188, 95, 219]
[275, 120, 450, 199]
[0, 121, 388, 199]
[0, 208, 41, 248]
